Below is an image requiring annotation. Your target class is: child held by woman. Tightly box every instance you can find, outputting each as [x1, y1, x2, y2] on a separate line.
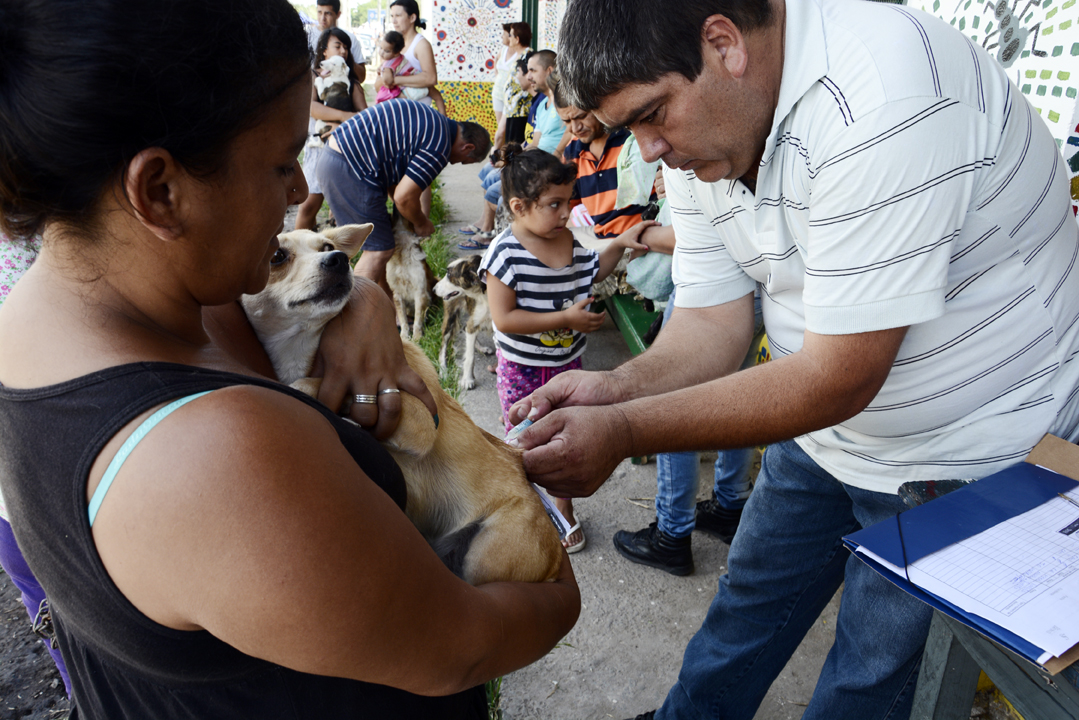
[479, 145, 653, 553]
[376, 30, 425, 104]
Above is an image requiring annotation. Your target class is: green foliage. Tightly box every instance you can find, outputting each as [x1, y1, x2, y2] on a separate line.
[485, 676, 504, 720]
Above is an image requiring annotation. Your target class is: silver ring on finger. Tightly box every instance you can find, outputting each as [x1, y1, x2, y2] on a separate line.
[353, 394, 378, 405]
[378, 388, 401, 396]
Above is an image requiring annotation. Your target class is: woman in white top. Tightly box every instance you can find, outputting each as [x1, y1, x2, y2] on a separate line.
[386, 0, 446, 114]
[492, 22, 531, 149]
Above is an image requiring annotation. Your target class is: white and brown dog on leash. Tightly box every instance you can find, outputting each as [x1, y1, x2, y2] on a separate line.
[240, 224, 562, 585]
[435, 255, 493, 391]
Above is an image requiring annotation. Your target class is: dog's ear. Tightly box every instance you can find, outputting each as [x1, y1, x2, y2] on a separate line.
[323, 223, 374, 260]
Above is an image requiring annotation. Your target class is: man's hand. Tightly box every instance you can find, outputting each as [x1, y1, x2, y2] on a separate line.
[507, 369, 626, 426]
[513, 405, 634, 497]
[414, 218, 436, 238]
[561, 297, 605, 333]
[313, 278, 438, 439]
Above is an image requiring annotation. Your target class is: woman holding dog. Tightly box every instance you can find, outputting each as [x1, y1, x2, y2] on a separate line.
[0, 1, 579, 718]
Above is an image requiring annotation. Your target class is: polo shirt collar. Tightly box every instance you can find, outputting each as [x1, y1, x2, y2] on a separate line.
[764, 0, 829, 154]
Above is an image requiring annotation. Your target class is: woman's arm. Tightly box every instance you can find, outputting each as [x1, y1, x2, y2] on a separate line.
[390, 37, 438, 88]
[87, 387, 580, 695]
[350, 80, 367, 112]
[488, 275, 604, 335]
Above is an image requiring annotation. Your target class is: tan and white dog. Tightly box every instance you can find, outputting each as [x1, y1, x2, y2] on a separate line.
[240, 224, 562, 585]
[435, 255, 493, 391]
[386, 213, 432, 342]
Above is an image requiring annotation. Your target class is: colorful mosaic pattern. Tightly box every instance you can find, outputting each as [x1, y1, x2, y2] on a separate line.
[438, 80, 499, 137]
[539, 0, 567, 51]
[431, 0, 522, 82]
[912, 0, 1079, 146]
[1067, 101, 1079, 218]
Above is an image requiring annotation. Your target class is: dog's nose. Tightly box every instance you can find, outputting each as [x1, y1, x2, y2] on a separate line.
[321, 251, 350, 272]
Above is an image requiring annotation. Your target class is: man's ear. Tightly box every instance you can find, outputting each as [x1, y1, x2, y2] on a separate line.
[701, 14, 749, 79]
[122, 148, 186, 241]
[460, 142, 477, 159]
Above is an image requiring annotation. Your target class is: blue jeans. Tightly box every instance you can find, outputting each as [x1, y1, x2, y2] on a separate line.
[655, 449, 753, 537]
[656, 440, 932, 720]
[654, 289, 759, 537]
[478, 162, 503, 205]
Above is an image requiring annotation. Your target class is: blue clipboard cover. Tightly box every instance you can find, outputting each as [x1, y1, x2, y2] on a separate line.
[843, 434, 1079, 673]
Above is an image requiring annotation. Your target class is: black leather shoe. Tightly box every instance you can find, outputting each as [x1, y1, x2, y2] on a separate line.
[613, 522, 693, 576]
[623, 713, 656, 720]
[695, 498, 743, 544]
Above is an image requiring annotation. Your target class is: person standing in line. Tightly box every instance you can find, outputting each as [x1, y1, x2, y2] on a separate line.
[491, 22, 531, 149]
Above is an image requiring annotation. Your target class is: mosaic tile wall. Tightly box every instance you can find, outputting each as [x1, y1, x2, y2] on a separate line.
[912, 0, 1079, 147]
[538, 0, 567, 51]
[429, 0, 524, 136]
[431, 0, 521, 82]
[437, 80, 498, 136]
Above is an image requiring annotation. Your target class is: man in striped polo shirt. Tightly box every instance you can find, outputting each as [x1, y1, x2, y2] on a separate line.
[556, 98, 651, 239]
[322, 100, 490, 291]
[515, 0, 1079, 718]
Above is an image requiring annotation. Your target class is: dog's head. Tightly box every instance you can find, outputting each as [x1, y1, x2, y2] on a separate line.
[241, 224, 373, 336]
[435, 255, 484, 301]
[319, 55, 349, 80]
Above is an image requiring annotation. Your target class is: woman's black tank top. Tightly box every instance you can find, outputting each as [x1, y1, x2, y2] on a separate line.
[0, 362, 485, 719]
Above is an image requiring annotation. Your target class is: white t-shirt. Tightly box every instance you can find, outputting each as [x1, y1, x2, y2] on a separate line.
[668, 0, 1079, 493]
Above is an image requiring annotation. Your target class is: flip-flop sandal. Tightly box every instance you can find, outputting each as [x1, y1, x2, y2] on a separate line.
[458, 224, 482, 235]
[563, 522, 587, 554]
[457, 237, 491, 251]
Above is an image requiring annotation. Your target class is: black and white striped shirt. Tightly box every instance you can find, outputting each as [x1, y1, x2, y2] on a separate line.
[479, 228, 600, 366]
[669, 0, 1079, 492]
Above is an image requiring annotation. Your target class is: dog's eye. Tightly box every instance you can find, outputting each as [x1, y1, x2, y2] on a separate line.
[321, 243, 335, 253]
[271, 248, 289, 266]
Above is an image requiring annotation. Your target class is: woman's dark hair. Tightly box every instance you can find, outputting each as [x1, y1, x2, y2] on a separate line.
[559, 0, 773, 110]
[507, 22, 532, 49]
[316, 27, 353, 67]
[390, 0, 425, 30]
[0, 0, 311, 241]
[492, 144, 577, 214]
[383, 30, 405, 55]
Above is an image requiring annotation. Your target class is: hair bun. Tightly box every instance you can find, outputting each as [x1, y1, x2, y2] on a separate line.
[418, 18, 427, 29]
[492, 142, 525, 166]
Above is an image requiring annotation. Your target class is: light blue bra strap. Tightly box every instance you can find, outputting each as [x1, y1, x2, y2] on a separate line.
[88, 390, 216, 527]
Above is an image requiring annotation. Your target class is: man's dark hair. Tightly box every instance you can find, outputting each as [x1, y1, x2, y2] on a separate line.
[317, 0, 341, 13]
[529, 48, 556, 71]
[459, 121, 492, 163]
[559, 0, 773, 111]
[515, 50, 534, 74]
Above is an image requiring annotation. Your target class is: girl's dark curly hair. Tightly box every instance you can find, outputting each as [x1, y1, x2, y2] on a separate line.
[491, 144, 577, 214]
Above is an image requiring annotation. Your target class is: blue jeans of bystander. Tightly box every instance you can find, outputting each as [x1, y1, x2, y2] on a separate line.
[656, 439, 932, 720]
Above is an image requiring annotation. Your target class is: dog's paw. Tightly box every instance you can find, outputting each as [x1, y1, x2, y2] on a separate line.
[460, 375, 477, 391]
[478, 344, 494, 356]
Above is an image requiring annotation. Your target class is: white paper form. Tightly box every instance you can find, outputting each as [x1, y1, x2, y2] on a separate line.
[905, 488, 1079, 660]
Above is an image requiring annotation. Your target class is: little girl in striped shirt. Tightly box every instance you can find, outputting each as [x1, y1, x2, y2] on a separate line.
[479, 144, 651, 552]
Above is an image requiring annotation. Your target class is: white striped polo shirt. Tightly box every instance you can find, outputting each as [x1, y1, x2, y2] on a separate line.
[479, 228, 600, 366]
[669, 0, 1079, 493]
